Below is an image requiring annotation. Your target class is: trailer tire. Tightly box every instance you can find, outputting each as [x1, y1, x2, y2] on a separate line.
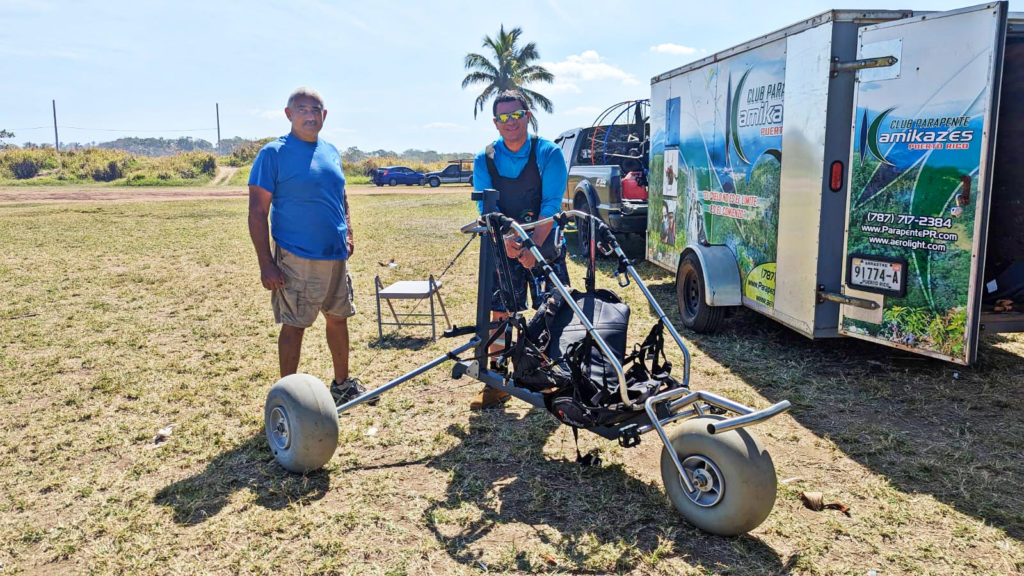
[677, 252, 724, 333]
[660, 416, 776, 535]
[264, 374, 339, 474]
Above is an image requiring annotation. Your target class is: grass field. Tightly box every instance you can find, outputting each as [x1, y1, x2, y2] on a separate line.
[0, 192, 1022, 575]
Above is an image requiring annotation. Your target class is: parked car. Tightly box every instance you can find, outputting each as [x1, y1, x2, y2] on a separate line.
[372, 166, 425, 186]
[424, 160, 473, 187]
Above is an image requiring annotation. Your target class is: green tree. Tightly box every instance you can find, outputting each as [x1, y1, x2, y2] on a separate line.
[0, 129, 14, 149]
[462, 25, 554, 131]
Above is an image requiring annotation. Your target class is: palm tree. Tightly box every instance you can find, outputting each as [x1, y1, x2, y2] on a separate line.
[462, 25, 554, 131]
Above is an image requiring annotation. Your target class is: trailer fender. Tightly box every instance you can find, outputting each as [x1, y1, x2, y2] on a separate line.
[681, 245, 742, 307]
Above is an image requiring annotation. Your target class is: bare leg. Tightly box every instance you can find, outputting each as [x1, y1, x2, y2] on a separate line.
[489, 310, 509, 357]
[279, 324, 305, 377]
[324, 314, 350, 383]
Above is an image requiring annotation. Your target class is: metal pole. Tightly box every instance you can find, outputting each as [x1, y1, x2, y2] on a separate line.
[52, 100, 59, 151]
[215, 103, 221, 152]
[473, 189, 499, 363]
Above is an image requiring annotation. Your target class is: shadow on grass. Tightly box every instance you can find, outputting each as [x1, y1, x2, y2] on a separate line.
[668, 295, 1024, 543]
[153, 433, 329, 525]
[423, 409, 783, 574]
[368, 334, 434, 350]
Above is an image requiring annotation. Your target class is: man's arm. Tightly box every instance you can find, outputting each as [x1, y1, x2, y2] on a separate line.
[248, 185, 286, 290]
[344, 193, 354, 257]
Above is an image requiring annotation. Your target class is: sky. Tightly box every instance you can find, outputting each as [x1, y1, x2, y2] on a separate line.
[3, 0, 1020, 155]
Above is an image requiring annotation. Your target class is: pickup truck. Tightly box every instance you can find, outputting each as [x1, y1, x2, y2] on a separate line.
[425, 159, 473, 187]
[554, 100, 649, 254]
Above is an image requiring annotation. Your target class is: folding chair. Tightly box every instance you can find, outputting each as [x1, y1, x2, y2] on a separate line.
[374, 274, 451, 342]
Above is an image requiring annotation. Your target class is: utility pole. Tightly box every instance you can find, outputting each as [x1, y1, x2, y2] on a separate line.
[216, 103, 221, 152]
[52, 100, 59, 151]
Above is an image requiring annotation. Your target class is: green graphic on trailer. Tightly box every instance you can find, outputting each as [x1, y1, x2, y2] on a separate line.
[844, 91, 986, 358]
[648, 41, 784, 308]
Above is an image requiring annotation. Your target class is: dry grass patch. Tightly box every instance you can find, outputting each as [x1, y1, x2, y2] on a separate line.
[0, 193, 1022, 574]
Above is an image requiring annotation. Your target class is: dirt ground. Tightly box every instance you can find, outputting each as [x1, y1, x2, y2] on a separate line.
[0, 183, 470, 204]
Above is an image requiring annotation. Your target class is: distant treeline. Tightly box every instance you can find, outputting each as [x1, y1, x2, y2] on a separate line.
[0, 138, 472, 186]
[8, 136, 472, 164]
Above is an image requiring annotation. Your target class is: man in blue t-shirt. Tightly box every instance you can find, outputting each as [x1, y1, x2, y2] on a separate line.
[470, 89, 569, 410]
[248, 86, 373, 405]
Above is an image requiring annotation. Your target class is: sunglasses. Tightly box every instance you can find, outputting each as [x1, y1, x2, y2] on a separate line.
[495, 109, 528, 123]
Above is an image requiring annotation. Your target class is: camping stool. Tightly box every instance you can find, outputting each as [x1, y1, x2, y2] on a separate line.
[374, 274, 451, 342]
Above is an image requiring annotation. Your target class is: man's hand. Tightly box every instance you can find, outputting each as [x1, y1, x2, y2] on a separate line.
[503, 234, 522, 259]
[260, 261, 287, 291]
[346, 233, 355, 257]
[517, 249, 537, 269]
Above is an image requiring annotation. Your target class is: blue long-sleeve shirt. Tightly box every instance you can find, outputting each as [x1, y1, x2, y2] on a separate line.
[473, 136, 567, 218]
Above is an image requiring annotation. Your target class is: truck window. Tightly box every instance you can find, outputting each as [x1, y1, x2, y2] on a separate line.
[557, 134, 575, 171]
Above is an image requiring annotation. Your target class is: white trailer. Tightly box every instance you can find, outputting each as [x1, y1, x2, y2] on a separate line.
[647, 2, 1024, 365]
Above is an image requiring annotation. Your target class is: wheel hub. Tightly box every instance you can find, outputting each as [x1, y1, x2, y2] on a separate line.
[680, 454, 724, 507]
[269, 406, 291, 450]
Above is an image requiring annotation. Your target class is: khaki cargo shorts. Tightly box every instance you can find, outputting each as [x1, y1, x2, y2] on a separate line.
[272, 245, 356, 328]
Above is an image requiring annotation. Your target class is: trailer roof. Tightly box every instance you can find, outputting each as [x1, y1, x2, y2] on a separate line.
[651, 9, 915, 84]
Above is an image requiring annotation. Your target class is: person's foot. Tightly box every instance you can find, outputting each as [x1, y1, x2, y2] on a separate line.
[469, 385, 510, 410]
[330, 377, 379, 406]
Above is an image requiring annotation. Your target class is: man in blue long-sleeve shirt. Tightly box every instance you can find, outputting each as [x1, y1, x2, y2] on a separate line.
[471, 89, 569, 410]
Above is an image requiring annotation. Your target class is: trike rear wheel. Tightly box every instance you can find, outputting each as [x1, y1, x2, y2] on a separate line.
[660, 415, 776, 535]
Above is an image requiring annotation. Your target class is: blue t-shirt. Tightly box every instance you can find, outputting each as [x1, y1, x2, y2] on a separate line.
[249, 134, 349, 260]
[473, 136, 567, 218]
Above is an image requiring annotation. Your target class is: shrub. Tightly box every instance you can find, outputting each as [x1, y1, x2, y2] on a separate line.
[11, 159, 39, 179]
[92, 159, 128, 182]
[0, 148, 53, 180]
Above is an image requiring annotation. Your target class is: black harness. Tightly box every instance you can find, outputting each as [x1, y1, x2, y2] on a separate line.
[485, 136, 543, 224]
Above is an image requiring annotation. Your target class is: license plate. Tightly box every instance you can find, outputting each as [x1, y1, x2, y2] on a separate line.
[849, 256, 905, 295]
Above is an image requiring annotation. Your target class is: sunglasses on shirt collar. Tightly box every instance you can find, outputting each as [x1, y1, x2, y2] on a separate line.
[494, 109, 528, 123]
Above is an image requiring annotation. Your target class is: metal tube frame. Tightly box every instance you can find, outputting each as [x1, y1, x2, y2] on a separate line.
[335, 337, 480, 414]
[462, 209, 790, 488]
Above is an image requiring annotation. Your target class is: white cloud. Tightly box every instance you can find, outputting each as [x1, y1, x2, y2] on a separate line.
[545, 83, 583, 95]
[544, 51, 638, 86]
[251, 108, 284, 120]
[422, 122, 466, 130]
[650, 43, 705, 57]
[564, 106, 604, 117]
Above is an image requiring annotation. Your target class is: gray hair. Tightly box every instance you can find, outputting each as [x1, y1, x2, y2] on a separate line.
[287, 86, 325, 109]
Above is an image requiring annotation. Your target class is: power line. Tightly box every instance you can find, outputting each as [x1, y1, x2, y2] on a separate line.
[63, 126, 216, 133]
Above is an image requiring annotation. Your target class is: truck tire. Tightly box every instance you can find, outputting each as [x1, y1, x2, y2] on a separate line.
[428, 177, 440, 187]
[574, 194, 598, 258]
[677, 252, 724, 333]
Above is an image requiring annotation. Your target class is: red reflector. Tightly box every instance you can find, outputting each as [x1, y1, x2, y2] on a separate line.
[829, 161, 844, 192]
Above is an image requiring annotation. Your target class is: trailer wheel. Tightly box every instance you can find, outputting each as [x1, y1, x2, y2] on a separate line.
[660, 416, 777, 536]
[677, 252, 724, 333]
[264, 374, 339, 474]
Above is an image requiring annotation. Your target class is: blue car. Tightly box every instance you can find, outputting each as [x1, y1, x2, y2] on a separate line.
[372, 166, 425, 186]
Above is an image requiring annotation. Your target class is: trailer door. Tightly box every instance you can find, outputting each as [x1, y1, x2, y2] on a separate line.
[839, 2, 1008, 364]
